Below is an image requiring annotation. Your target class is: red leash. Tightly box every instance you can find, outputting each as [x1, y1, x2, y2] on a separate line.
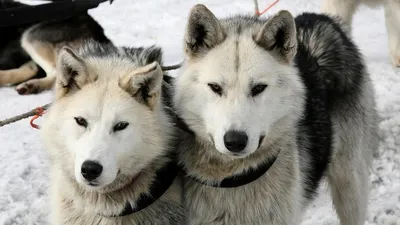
[254, 0, 281, 16]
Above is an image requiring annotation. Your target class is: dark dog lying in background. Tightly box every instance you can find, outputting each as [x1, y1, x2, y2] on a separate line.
[0, 1, 45, 88]
[0, 0, 111, 95]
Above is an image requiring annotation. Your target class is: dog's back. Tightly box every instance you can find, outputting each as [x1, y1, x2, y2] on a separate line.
[294, 12, 378, 200]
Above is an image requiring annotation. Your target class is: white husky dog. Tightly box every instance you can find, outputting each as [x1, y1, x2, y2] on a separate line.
[322, 0, 400, 67]
[40, 41, 185, 225]
[173, 4, 378, 225]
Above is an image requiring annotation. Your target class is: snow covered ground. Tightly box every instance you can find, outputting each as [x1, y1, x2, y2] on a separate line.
[0, 0, 399, 224]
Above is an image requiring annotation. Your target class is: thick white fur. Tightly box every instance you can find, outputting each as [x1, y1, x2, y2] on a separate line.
[175, 35, 303, 159]
[40, 47, 182, 224]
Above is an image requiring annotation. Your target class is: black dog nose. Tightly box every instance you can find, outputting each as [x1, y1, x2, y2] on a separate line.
[81, 160, 103, 181]
[223, 130, 248, 153]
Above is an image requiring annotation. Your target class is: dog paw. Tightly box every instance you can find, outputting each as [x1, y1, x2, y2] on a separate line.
[15, 80, 40, 95]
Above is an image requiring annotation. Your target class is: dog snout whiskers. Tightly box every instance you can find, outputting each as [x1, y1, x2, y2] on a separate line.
[81, 160, 103, 182]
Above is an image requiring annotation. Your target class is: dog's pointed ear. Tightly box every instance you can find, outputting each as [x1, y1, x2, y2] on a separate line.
[119, 62, 163, 110]
[254, 10, 297, 63]
[55, 47, 92, 98]
[184, 4, 225, 58]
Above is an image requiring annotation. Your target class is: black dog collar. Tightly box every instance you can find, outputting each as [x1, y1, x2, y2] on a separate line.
[109, 159, 178, 217]
[185, 154, 278, 188]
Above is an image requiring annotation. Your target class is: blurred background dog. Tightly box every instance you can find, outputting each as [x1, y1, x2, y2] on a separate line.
[0, 0, 112, 94]
[321, 0, 400, 67]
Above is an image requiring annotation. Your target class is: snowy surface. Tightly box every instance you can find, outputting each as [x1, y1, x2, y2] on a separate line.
[0, 0, 399, 224]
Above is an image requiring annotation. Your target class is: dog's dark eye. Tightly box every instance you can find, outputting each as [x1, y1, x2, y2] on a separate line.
[74, 117, 88, 128]
[207, 83, 223, 96]
[251, 84, 268, 97]
[113, 121, 129, 132]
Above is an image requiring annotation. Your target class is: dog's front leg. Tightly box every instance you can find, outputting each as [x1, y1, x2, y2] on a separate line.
[384, 0, 400, 67]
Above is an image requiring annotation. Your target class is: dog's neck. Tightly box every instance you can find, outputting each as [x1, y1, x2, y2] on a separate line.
[111, 159, 178, 216]
[179, 137, 281, 188]
[178, 116, 298, 188]
[186, 153, 278, 188]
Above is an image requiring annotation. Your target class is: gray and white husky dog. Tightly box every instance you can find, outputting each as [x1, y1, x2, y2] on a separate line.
[173, 4, 379, 225]
[40, 41, 185, 225]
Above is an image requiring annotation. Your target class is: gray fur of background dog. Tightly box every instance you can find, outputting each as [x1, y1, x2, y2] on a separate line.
[174, 4, 378, 225]
[40, 41, 185, 225]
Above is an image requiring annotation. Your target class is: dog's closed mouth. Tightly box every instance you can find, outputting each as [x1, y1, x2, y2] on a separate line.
[89, 182, 99, 187]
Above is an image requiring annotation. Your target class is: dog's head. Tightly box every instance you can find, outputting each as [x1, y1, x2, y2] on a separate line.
[41, 43, 171, 191]
[174, 5, 305, 159]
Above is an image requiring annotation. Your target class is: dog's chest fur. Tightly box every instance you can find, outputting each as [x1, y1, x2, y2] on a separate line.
[52, 177, 184, 225]
[184, 173, 302, 225]
[180, 137, 305, 225]
[57, 191, 183, 225]
[50, 158, 186, 225]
